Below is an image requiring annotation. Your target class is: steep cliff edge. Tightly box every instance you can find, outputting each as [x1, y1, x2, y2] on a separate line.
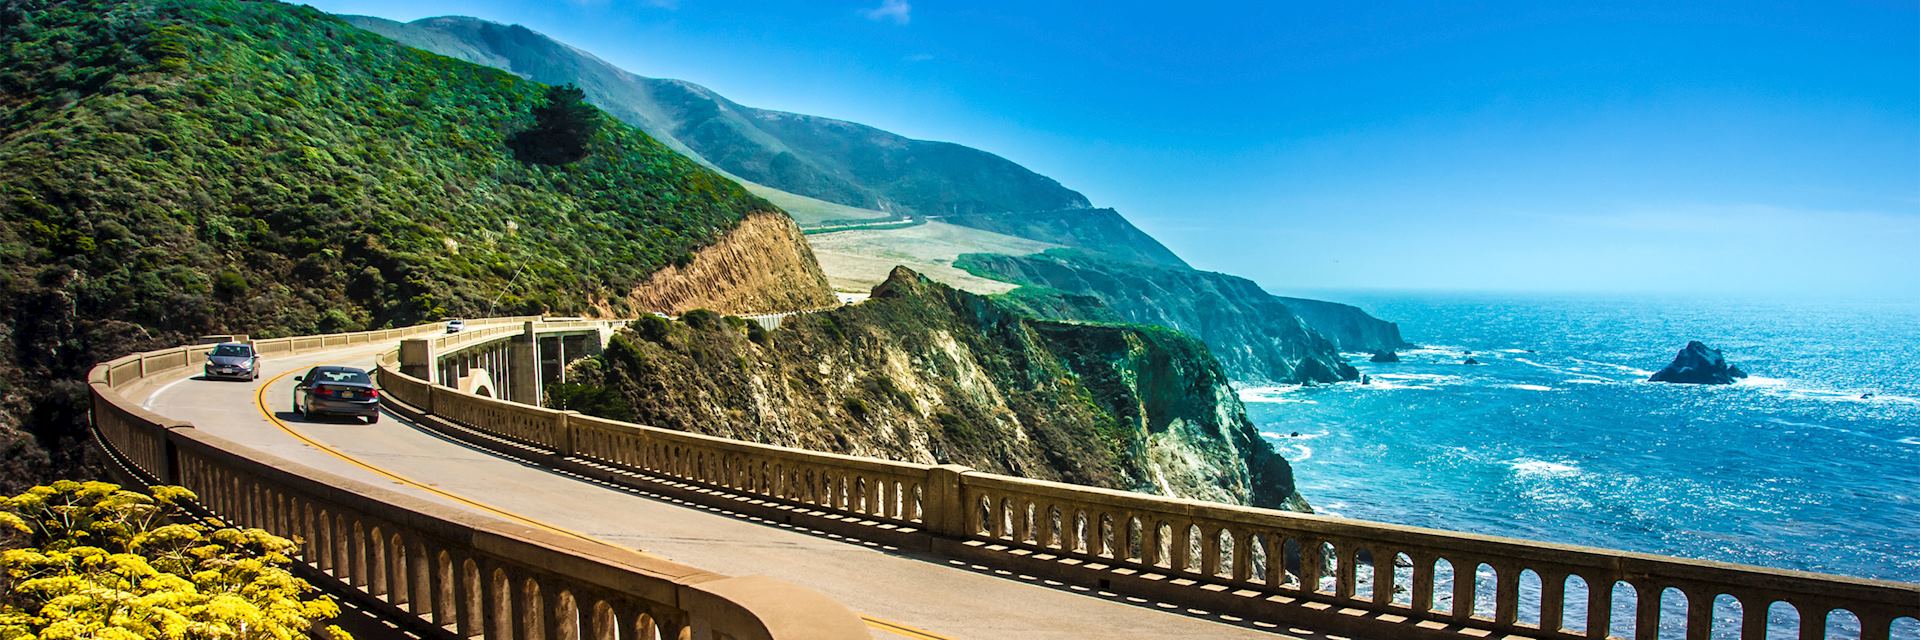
[956, 250, 1358, 385]
[628, 212, 837, 314]
[555, 267, 1308, 510]
[1273, 297, 1411, 353]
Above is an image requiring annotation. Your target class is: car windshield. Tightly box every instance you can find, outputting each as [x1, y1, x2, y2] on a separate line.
[312, 369, 370, 385]
[212, 344, 251, 357]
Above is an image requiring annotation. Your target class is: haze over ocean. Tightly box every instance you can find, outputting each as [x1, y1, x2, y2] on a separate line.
[1250, 291, 1920, 584]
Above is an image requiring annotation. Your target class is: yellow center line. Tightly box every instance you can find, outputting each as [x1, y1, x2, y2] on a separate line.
[251, 365, 950, 640]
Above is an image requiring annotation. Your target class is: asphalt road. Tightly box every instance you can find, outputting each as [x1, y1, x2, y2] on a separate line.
[127, 330, 1341, 640]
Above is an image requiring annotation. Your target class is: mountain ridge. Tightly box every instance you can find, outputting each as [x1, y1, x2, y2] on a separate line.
[343, 14, 1092, 218]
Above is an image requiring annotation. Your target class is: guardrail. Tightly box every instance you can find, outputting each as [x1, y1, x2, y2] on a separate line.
[385, 317, 1920, 640]
[87, 319, 868, 640]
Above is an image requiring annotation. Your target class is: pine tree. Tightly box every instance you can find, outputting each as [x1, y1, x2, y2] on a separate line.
[511, 84, 602, 165]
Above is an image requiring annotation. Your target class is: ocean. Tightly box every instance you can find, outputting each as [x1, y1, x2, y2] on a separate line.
[1247, 292, 1920, 634]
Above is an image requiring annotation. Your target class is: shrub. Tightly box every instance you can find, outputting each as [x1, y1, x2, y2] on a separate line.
[0, 480, 350, 639]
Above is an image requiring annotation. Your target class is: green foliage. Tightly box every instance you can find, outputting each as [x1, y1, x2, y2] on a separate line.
[0, 481, 349, 640]
[0, 0, 777, 484]
[510, 84, 601, 165]
[679, 309, 721, 331]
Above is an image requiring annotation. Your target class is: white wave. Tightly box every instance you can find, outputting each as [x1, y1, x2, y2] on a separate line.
[1512, 357, 1615, 383]
[1735, 376, 1920, 406]
[1363, 373, 1464, 390]
[1238, 385, 1317, 404]
[1497, 383, 1556, 392]
[1562, 378, 1609, 385]
[1508, 458, 1582, 478]
[1899, 436, 1920, 447]
[1568, 358, 1655, 377]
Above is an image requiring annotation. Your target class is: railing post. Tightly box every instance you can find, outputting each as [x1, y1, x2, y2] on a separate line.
[400, 338, 436, 387]
[922, 465, 973, 539]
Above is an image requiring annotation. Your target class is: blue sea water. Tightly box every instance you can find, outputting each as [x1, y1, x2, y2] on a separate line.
[1248, 292, 1920, 633]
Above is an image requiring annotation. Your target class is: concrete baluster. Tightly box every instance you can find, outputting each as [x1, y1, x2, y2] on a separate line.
[1371, 548, 1395, 607]
[1233, 529, 1254, 583]
[433, 549, 458, 629]
[409, 539, 434, 622]
[1493, 562, 1519, 627]
[1584, 573, 1614, 640]
[1200, 525, 1223, 577]
[1634, 581, 1662, 640]
[454, 553, 484, 638]
[1265, 533, 1290, 588]
[1684, 587, 1715, 640]
[1794, 600, 1827, 640]
[1334, 543, 1357, 600]
[1450, 558, 1476, 623]
[1410, 552, 1436, 613]
[1539, 570, 1568, 633]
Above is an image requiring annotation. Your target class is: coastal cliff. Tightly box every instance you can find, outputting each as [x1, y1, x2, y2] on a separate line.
[956, 250, 1359, 385]
[1274, 297, 1411, 353]
[554, 267, 1309, 510]
[627, 212, 837, 314]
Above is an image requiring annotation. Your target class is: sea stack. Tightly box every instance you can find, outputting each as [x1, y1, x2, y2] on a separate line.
[1649, 341, 1748, 385]
[1463, 357, 1482, 365]
[1370, 350, 1400, 363]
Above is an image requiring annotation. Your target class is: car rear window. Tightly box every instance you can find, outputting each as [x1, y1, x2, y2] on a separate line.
[212, 344, 252, 357]
[314, 369, 371, 385]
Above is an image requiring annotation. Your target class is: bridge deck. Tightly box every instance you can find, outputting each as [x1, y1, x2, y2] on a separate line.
[131, 332, 1350, 640]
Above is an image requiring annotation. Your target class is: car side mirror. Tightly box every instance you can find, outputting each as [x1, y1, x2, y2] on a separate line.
[293, 376, 303, 382]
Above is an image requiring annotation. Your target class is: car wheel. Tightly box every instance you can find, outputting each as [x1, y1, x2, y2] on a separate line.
[367, 414, 380, 425]
[293, 400, 304, 416]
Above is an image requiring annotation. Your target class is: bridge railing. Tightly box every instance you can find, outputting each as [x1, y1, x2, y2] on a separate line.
[87, 321, 869, 640]
[388, 316, 1920, 640]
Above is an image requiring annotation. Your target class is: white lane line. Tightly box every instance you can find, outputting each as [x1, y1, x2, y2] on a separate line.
[141, 375, 195, 410]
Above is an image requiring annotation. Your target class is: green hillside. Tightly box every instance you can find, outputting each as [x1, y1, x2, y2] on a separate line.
[343, 15, 1092, 217]
[940, 208, 1189, 268]
[0, 0, 776, 485]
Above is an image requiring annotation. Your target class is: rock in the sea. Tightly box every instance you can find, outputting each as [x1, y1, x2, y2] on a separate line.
[1649, 341, 1749, 385]
[1370, 350, 1400, 363]
[1463, 357, 1482, 365]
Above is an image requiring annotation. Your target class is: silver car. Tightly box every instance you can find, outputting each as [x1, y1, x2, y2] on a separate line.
[293, 366, 380, 423]
[203, 342, 259, 381]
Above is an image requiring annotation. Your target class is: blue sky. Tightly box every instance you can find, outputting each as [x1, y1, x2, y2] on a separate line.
[308, 0, 1920, 300]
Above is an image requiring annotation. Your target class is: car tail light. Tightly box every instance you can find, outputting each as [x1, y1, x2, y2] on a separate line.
[312, 387, 333, 398]
[367, 388, 379, 399]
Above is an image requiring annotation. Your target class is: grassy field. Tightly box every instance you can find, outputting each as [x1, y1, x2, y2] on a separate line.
[806, 222, 1055, 294]
[741, 180, 896, 227]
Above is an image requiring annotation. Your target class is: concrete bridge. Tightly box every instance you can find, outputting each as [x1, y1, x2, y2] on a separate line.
[89, 316, 1920, 639]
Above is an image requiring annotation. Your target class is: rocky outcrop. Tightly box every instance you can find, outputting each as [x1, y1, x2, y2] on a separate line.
[1369, 351, 1400, 363]
[1650, 341, 1748, 384]
[559, 267, 1309, 510]
[628, 212, 837, 314]
[1274, 297, 1411, 353]
[955, 250, 1357, 385]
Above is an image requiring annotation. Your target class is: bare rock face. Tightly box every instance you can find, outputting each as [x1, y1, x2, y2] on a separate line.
[567, 267, 1311, 511]
[628, 212, 837, 314]
[1650, 341, 1748, 385]
[1369, 350, 1400, 363]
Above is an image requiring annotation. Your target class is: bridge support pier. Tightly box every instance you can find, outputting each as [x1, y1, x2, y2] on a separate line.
[510, 322, 539, 406]
[399, 339, 435, 385]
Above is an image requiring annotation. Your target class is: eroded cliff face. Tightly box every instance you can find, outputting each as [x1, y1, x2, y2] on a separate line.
[627, 212, 837, 314]
[558, 267, 1308, 510]
[1274, 297, 1410, 353]
[955, 250, 1359, 385]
